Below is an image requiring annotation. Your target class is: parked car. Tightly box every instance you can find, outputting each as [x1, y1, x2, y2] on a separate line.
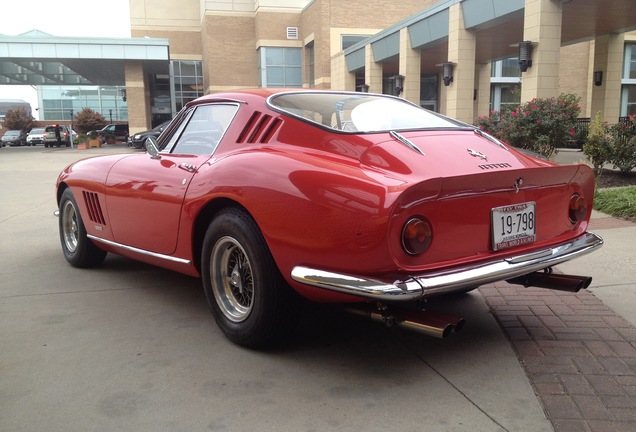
[55, 89, 603, 348]
[43, 125, 71, 147]
[127, 120, 171, 149]
[1, 130, 27, 146]
[26, 128, 46, 146]
[89, 124, 129, 142]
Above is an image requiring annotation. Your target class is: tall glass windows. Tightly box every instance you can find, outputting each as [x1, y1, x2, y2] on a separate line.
[620, 44, 636, 116]
[490, 58, 521, 113]
[38, 85, 127, 121]
[258, 47, 302, 88]
[171, 61, 204, 112]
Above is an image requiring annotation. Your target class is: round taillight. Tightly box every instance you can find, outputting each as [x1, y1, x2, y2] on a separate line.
[568, 194, 588, 224]
[402, 217, 433, 255]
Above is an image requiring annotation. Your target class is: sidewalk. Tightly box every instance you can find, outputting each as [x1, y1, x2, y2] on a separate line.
[480, 210, 636, 432]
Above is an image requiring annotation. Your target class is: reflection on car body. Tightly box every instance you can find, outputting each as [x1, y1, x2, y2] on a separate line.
[127, 120, 171, 149]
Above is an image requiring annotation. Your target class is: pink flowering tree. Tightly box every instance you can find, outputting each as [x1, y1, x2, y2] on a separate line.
[474, 94, 581, 159]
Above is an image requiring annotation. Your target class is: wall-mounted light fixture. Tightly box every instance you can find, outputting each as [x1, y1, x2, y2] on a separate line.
[357, 84, 370, 93]
[593, 71, 603, 86]
[436, 62, 455, 86]
[120, 88, 127, 102]
[392, 75, 405, 96]
[517, 41, 534, 72]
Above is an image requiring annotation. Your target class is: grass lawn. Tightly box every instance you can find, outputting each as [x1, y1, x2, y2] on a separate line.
[594, 186, 636, 221]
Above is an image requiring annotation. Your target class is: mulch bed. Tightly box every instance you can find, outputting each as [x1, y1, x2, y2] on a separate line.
[595, 169, 636, 189]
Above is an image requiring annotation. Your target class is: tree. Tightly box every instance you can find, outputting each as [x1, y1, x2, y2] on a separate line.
[74, 108, 107, 134]
[3, 108, 34, 132]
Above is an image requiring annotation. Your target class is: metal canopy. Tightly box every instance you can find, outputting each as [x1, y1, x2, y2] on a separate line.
[0, 30, 170, 86]
[345, 0, 636, 71]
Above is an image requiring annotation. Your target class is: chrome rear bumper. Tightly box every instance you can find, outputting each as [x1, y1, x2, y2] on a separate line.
[291, 232, 603, 301]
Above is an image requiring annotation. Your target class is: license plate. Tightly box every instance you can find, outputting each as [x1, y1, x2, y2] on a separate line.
[491, 202, 536, 251]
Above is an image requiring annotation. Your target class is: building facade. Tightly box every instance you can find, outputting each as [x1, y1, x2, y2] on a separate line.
[0, 99, 31, 119]
[125, 0, 636, 134]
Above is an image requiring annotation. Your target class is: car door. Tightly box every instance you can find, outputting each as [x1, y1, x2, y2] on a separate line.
[104, 103, 239, 255]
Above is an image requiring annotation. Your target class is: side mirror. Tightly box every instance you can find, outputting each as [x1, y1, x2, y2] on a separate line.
[146, 137, 161, 159]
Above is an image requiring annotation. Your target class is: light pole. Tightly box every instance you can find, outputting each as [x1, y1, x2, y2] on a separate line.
[109, 109, 112, 123]
[69, 110, 74, 149]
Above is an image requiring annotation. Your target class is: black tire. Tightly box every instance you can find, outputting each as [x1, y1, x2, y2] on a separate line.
[59, 188, 107, 268]
[201, 208, 301, 348]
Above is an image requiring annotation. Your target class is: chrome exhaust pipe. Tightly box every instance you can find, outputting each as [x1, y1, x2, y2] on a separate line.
[507, 272, 592, 292]
[346, 304, 464, 339]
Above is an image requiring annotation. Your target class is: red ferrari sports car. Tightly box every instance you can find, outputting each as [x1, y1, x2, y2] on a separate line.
[56, 89, 603, 347]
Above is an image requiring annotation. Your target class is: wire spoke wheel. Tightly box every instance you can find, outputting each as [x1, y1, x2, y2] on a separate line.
[201, 208, 302, 348]
[61, 199, 79, 253]
[210, 236, 255, 322]
[58, 188, 107, 268]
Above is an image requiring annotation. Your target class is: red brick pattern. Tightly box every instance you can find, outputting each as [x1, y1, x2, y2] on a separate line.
[480, 280, 636, 431]
[479, 213, 636, 432]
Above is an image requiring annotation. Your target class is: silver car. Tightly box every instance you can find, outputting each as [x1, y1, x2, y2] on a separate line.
[26, 128, 46, 146]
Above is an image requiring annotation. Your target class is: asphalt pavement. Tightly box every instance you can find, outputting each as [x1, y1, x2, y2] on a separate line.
[0, 145, 634, 431]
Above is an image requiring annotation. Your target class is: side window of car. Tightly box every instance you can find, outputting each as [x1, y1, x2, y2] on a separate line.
[170, 104, 239, 155]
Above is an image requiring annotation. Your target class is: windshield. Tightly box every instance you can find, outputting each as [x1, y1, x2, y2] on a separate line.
[268, 92, 464, 133]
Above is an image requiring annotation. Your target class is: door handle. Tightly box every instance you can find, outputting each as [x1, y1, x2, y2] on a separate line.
[179, 163, 196, 173]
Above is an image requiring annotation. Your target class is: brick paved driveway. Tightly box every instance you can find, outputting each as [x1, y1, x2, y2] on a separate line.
[481, 215, 636, 432]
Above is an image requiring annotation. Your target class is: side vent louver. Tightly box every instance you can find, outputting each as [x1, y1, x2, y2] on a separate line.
[237, 111, 282, 144]
[82, 191, 106, 225]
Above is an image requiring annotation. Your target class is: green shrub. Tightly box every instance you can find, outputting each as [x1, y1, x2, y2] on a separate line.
[583, 112, 612, 173]
[474, 111, 501, 137]
[474, 94, 581, 159]
[608, 117, 636, 174]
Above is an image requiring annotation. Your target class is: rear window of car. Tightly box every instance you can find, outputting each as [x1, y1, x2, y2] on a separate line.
[5, 130, 20, 136]
[30, 128, 45, 134]
[268, 92, 464, 133]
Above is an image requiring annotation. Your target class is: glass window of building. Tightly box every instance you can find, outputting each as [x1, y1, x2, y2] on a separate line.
[37, 85, 127, 121]
[258, 47, 302, 88]
[341, 35, 371, 51]
[621, 44, 636, 116]
[420, 75, 438, 112]
[490, 58, 521, 113]
[171, 61, 204, 113]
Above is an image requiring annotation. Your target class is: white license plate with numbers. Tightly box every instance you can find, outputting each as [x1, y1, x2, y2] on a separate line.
[491, 202, 536, 251]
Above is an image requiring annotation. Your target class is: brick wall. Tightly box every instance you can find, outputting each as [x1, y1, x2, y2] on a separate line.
[125, 61, 151, 134]
[203, 14, 259, 91]
[560, 42, 592, 116]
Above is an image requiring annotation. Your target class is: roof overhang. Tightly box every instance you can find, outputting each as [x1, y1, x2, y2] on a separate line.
[344, 0, 636, 72]
[0, 31, 170, 86]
